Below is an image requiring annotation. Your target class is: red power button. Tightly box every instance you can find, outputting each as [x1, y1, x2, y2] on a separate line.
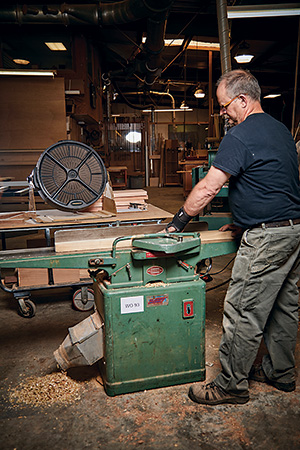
[182, 299, 194, 318]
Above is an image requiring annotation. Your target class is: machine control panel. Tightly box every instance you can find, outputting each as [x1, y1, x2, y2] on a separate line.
[182, 299, 194, 319]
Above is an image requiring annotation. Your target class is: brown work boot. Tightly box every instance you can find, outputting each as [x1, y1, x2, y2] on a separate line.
[249, 364, 296, 392]
[188, 381, 249, 405]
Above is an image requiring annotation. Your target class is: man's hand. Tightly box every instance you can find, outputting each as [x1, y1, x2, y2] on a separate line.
[165, 207, 194, 233]
[163, 225, 176, 233]
[219, 223, 244, 238]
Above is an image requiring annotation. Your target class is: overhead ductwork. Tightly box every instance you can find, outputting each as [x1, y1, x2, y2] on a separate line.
[0, 1, 173, 26]
[0, 1, 173, 88]
[216, 0, 231, 74]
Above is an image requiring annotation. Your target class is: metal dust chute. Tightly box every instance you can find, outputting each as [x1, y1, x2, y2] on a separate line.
[32, 140, 107, 211]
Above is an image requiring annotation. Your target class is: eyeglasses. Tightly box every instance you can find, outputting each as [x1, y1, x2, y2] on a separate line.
[220, 94, 243, 111]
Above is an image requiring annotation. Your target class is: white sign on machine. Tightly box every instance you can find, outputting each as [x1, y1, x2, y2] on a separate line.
[120, 295, 144, 314]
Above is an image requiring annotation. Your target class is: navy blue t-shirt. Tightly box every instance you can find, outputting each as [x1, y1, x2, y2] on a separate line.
[213, 113, 300, 228]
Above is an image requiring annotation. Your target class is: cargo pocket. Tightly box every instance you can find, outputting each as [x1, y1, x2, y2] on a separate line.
[266, 233, 300, 267]
[239, 278, 262, 311]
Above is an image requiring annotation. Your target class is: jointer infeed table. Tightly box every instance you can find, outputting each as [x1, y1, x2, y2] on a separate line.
[0, 228, 237, 396]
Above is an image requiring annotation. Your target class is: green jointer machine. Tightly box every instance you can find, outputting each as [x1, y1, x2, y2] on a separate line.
[0, 141, 237, 396]
[0, 231, 237, 396]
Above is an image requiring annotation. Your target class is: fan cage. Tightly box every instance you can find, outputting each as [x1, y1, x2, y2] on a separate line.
[34, 140, 107, 211]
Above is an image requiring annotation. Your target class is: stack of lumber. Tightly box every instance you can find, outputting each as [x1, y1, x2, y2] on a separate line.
[85, 189, 148, 213]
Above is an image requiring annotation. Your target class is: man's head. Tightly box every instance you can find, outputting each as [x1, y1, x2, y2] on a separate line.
[216, 70, 262, 125]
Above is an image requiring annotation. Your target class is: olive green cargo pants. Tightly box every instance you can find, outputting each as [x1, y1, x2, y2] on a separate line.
[214, 223, 300, 395]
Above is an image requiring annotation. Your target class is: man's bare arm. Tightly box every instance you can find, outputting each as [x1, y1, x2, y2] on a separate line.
[166, 166, 230, 232]
[184, 166, 230, 216]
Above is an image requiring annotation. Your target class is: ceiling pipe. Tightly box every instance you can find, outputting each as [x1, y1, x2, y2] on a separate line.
[216, 0, 232, 75]
[100, 0, 173, 25]
[125, 90, 176, 123]
[143, 11, 169, 86]
[216, 0, 231, 137]
[0, 1, 173, 25]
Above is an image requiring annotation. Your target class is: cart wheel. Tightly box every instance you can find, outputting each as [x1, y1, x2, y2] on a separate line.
[72, 287, 95, 311]
[18, 298, 36, 318]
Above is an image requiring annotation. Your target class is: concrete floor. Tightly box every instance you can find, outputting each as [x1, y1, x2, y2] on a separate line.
[0, 187, 299, 450]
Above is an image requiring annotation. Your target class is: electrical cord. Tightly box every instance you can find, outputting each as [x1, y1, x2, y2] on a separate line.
[203, 256, 235, 292]
[209, 256, 235, 275]
[206, 279, 231, 292]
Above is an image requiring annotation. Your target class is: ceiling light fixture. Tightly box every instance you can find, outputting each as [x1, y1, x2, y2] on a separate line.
[45, 42, 67, 51]
[0, 69, 56, 77]
[180, 100, 190, 110]
[228, 4, 300, 19]
[143, 108, 193, 112]
[13, 59, 30, 65]
[234, 54, 254, 64]
[194, 87, 205, 98]
[234, 41, 254, 64]
[263, 94, 282, 99]
[126, 131, 142, 144]
[141, 37, 220, 51]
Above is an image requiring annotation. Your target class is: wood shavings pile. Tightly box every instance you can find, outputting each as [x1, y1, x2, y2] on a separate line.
[8, 372, 83, 408]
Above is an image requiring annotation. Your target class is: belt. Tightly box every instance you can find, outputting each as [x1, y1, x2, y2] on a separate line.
[251, 218, 300, 229]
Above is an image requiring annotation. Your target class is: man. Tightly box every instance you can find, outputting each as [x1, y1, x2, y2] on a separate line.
[167, 69, 300, 405]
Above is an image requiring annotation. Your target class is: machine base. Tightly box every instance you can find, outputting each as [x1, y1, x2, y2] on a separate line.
[94, 279, 206, 396]
[99, 361, 205, 396]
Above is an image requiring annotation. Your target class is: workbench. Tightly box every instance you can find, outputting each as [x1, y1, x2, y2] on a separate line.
[0, 204, 173, 250]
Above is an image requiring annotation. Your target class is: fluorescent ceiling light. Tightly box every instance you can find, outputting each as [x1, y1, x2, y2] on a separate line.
[0, 69, 56, 77]
[228, 4, 300, 18]
[45, 42, 67, 51]
[188, 40, 220, 51]
[13, 59, 30, 65]
[234, 54, 254, 63]
[65, 90, 81, 95]
[263, 94, 282, 99]
[143, 108, 193, 112]
[142, 37, 220, 51]
[126, 131, 142, 143]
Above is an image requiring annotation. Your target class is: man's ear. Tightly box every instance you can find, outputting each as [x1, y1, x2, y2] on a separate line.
[239, 94, 247, 108]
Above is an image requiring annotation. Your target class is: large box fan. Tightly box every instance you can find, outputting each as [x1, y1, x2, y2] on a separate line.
[32, 140, 107, 211]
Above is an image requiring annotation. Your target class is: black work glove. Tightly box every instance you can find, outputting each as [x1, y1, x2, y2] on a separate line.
[166, 206, 194, 232]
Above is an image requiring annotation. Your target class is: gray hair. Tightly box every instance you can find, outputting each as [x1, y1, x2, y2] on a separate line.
[216, 69, 261, 102]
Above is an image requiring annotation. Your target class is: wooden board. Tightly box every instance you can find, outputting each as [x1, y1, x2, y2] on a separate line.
[200, 230, 234, 244]
[54, 226, 234, 253]
[0, 204, 173, 231]
[55, 224, 166, 253]
[33, 209, 114, 224]
[87, 189, 148, 213]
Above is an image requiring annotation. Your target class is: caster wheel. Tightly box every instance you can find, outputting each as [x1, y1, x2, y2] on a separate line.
[73, 287, 95, 311]
[18, 298, 36, 318]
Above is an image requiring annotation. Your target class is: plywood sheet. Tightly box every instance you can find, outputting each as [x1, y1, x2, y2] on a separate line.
[0, 77, 66, 150]
[0, 204, 173, 231]
[0, 77, 67, 180]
